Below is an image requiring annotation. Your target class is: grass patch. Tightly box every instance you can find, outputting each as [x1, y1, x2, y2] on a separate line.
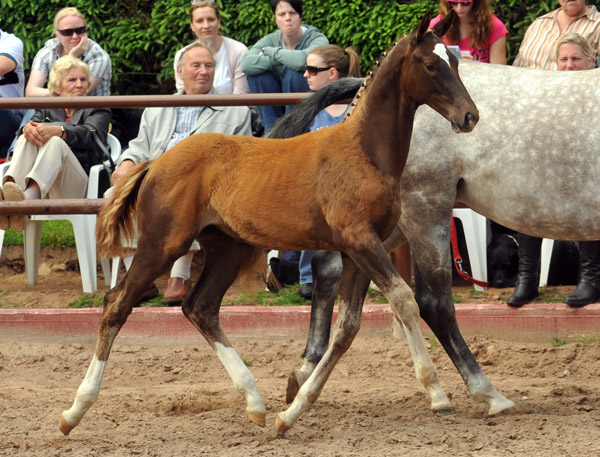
[537, 290, 567, 303]
[580, 336, 600, 345]
[367, 287, 388, 304]
[452, 293, 462, 304]
[3, 220, 75, 247]
[469, 289, 489, 298]
[551, 337, 568, 347]
[69, 295, 104, 308]
[224, 285, 310, 306]
[427, 335, 440, 354]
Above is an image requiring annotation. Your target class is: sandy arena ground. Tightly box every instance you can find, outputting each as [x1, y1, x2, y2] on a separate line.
[1, 247, 600, 456]
[1, 331, 600, 456]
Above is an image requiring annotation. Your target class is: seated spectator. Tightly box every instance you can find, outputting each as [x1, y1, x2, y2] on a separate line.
[430, 0, 507, 64]
[296, 44, 361, 299]
[26, 7, 112, 97]
[240, 0, 328, 132]
[0, 28, 24, 162]
[111, 42, 252, 305]
[513, 0, 600, 70]
[174, 0, 248, 94]
[509, 32, 598, 307]
[0, 56, 111, 232]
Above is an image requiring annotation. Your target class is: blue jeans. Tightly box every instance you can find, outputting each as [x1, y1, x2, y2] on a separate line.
[0, 109, 23, 160]
[5, 109, 34, 159]
[299, 250, 315, 284]
[247, 68, 309, 132]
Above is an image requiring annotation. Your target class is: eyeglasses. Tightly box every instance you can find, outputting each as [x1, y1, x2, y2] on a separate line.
[57, 26, 87, 37]
[305, 65, 330, 76]
[448, 1, 473, 6]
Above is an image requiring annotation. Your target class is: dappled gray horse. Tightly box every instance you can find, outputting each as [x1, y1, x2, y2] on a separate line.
[271, 62, 600, 415]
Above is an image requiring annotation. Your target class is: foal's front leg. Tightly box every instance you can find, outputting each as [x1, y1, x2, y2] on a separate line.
[350, 241, 451, 414]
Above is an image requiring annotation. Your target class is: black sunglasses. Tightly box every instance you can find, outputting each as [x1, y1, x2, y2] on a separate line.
[305, 65, 330, 76]
[57, 26, 87, 37]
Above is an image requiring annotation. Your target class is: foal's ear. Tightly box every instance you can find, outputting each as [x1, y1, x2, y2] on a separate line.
[415, 10, 433, 43]
[432, 9, 456, 39]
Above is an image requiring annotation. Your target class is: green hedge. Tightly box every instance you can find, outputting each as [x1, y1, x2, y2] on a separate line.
[2, 0, 596, 95]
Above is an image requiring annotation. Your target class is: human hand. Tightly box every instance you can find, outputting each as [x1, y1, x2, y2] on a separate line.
[112, 160, 135, 185]
[23, 121, 45, 146]
[69, 34, 89, 58]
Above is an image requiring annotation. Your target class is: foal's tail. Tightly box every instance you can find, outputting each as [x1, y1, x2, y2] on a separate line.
[267, 77, 363, 139]
[97, 161, 152, 258]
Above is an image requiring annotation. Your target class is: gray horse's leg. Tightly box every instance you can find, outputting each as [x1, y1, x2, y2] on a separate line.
[407, 220, 515, 415]
[286, 250, 341, 403]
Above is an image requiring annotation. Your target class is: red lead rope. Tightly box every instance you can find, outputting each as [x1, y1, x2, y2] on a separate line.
[450, 217, 489, 288]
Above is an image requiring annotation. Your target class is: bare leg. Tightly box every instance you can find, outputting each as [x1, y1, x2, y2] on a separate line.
[182, 229, 267, 427]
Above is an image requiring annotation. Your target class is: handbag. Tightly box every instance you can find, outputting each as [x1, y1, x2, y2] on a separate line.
[89, 128, 115, 172]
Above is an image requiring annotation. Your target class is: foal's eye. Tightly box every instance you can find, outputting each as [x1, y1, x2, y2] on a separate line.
[426, 63, 436, 72]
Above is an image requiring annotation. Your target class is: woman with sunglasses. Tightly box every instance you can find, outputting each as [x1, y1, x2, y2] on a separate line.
[430, 0, 507, 64]
[241, 0, 328, 132]
[26, 7, 112, 97]
[173, 1, 249, 95]
[294, 44, 361, 299]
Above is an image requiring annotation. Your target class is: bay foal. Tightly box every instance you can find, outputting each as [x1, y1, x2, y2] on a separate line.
[60, 12, 478, 436]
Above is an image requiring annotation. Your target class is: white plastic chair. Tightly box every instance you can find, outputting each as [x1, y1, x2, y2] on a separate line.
[0, 134, 121, 293]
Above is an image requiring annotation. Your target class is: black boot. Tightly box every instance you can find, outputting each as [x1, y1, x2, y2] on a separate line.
[565, 241, 600, 307]
[507, 234, 542, 307]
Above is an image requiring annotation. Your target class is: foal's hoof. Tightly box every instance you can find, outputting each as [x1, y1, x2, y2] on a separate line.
[247, 411, 266, 427]
[58, 412, 74, 435]
[275, 413, 291, 436]
[488, 397, 516, 416]
[432, 407, 454, 417]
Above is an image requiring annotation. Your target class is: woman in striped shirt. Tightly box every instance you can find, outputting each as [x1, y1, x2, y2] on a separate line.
[513, 0, 600, 70]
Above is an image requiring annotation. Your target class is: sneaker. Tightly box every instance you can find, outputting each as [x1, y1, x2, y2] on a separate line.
[298, 283, 313, 300]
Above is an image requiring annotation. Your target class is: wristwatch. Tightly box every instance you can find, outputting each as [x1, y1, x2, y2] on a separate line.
[60, 125, 65, 138]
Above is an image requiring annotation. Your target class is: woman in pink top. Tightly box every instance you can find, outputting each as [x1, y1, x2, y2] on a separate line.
[430, 0, 507, 64]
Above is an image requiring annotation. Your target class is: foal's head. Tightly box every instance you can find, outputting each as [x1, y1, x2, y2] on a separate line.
[400, 10, 479, 133]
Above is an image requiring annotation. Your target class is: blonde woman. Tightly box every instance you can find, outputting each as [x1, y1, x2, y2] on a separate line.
[173, 0, 248, 94]
[0, 56, 111, 231]
[26, 7, 112, 96]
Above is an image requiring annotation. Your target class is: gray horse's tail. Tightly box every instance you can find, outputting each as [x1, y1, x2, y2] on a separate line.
[266, 77, 364, 139]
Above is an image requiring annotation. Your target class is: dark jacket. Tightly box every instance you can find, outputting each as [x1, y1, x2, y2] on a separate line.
[26, 107, 112, 175]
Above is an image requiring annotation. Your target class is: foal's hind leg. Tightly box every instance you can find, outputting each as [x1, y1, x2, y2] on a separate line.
[59, 242, 185, 434]
[181, 231, 267, 427]
[286, 250, 341, 403]
[277, 254, 371, 433]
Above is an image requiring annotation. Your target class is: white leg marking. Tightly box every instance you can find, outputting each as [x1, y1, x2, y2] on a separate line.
[433, 43, 451, 67]
[62, 355, 106, 427]
[214, 342, 266, 415]
[385, 276, 451, 411]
